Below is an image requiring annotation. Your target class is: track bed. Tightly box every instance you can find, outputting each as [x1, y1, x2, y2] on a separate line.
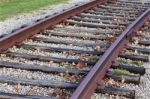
[0, 0, 150, 99]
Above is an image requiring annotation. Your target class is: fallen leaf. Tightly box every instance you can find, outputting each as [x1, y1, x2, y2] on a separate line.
[50, 89, 57, 97]
[108, 79, 116, 86]
[15, 83, 21, 92]
[76, 62, 85, 69]
[94, 46, 101, 52]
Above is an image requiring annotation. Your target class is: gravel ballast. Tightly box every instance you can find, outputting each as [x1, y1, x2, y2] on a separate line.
[120, 57, 150, 99]
[0, 0, 150, 98]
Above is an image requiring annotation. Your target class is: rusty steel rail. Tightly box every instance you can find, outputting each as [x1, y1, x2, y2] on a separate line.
[0, 0, 150, 98]
[71, 8, 150, 99]
[0, 0, 107, 53]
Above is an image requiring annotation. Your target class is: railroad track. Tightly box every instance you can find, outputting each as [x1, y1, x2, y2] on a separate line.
[0, 0, 149, 99]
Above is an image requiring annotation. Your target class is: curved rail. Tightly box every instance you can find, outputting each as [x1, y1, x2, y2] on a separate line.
[71, 8, 150, 99]
[0, 0, 149, 98]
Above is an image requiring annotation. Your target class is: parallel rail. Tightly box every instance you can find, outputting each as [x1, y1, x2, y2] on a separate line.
[0, 0, 150, 99]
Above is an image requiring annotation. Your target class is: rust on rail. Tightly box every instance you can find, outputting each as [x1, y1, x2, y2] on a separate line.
[0, 0, 149, 98]
[71, 8, 150, 99]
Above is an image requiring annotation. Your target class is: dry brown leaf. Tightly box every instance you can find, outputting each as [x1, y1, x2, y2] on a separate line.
[107, 79, 116, 86]
[76, 62, 85, 69]
[15, 83, 21, 92]
[49, 61, 54, 64]
[66, 50, 74, 56]
[94, 46, 101, 52]
[58, 90, 66, 99]
[70, 75, 78, 82]
[0, 54, 6, 57]
[107, 38, 114, 43]
[50, 89, 57, 97]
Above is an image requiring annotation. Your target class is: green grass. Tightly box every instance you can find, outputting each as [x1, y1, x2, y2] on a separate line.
[113, 69, 130, 75]
[88, 56, 99, 61]
[117, 58, 143, 66]
[0, 0, 68, 20]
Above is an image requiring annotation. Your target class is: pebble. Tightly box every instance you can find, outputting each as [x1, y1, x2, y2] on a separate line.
[117, 18, 150, 99]
[120, 73, 150, 99]
[0, 82, 70, 98]
[0, 67, 69, 82]
[0, 0, 150, 98]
